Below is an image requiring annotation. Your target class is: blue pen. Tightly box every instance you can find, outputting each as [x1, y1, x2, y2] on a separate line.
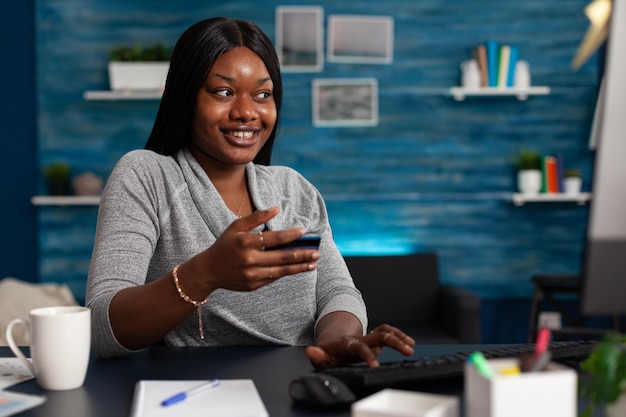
[161, 379, 220, 407]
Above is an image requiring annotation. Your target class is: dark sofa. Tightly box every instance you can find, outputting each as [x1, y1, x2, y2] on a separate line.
[344, 253, 481, 344]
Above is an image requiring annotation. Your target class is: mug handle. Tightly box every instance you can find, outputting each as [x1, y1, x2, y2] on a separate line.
[5, 319, 36, 376]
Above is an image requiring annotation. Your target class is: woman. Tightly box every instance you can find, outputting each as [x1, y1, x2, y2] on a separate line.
[86, 17, 414, 367]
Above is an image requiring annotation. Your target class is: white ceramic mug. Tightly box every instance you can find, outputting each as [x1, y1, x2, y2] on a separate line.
[5, 306, 91, 390]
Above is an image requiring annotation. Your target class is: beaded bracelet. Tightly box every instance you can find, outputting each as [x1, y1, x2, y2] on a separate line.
[172, 265, 209, 340]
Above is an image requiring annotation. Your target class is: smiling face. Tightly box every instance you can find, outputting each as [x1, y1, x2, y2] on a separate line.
[190, 46, 277, 172]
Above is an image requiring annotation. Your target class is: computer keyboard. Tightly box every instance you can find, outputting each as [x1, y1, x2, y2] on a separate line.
[322, 340, 597, 390]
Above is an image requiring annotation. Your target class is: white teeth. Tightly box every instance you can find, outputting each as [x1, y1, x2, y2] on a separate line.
[230, 131, 254, 139]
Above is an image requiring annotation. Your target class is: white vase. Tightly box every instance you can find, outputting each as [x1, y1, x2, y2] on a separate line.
[71, 172, 103, 196]
[606, 392, 626, 417]
[518, 170, 542, 195]
[563, 177, 582, 195]
[461, 59, 480, 88]
[514, 60, 531, 89]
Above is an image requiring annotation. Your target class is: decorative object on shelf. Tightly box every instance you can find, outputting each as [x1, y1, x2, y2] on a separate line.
[563, 168, 583, 195]
[461, 59, 480, 88]
[514, 60, 530, 89]
[451, 40, 547, 101]
[579, 332, 626, 417]
[471, 39, 523, 89]
[71, 172, 103, 196]
[514, 150, 542, 195]
[513, 151, 585, 199]
[108, 43, 171, 91]
[43, 162, 70, 196]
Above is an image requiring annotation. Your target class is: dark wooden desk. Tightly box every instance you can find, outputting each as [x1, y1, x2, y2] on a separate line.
[4, 344, 607, 417]
[2, 345, 473, 417]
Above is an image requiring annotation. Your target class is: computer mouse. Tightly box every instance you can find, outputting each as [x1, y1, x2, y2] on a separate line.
[289, 373, 356, 408]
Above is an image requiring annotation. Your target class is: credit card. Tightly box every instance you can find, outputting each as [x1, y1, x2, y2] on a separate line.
[267, 235, 321, 250]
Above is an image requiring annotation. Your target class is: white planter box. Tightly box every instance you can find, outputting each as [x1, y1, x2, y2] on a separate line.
[107, 62, 169, 91]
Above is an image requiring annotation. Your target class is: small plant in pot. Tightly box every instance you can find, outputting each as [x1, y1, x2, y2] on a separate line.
[563, 168, 583, 195]
[108, 43, 172, 91]
[43, 162, 70, 196]
[579, 332, 626, 417]
[514, 150, 542, 195]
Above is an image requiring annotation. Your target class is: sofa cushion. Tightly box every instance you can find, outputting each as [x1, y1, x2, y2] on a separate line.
[0, 277, 78, 346]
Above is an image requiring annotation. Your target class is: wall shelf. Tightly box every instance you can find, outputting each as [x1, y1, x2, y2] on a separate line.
[83, 90, 162, 100]
[32, 193, 589, 207]
[31, 195, 100, 206]
[448, 86, 550, 101]
[509, 192, 591, 206]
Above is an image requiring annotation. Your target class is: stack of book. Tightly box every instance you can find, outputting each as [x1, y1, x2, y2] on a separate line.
[472, 40, 520, 88]
[540, 154, 564, 194]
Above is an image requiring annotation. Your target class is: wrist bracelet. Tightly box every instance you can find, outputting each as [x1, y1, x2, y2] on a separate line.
[172, 265, 209, 340]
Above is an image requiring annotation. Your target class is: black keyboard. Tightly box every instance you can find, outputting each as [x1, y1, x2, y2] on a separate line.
[323, 340, 597, 390]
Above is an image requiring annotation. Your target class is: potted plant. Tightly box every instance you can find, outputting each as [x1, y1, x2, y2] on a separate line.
[579, 332, 626, 417]
[563, 168, 582, 195]
[108, 43, 171, 91]
[514, 150, 542, 195]
[43, 162, 70, 195]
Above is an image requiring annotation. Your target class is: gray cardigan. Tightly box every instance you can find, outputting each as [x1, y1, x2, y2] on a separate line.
[86, 149, 367, 357]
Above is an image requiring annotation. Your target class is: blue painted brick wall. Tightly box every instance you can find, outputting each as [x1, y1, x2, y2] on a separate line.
[35, 0, 597, 322]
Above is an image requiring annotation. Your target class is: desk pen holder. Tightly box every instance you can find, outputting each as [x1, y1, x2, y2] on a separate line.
[464, 358, 577, 417]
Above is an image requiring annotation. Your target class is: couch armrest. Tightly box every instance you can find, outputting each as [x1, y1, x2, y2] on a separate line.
[440, 285, 481, 344]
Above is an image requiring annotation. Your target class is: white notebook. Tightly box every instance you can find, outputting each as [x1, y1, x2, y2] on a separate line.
[130, 379, 268, 417]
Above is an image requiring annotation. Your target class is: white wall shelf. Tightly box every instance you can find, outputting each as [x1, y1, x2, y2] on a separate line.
[448, 86, 550, 101]
[31, 196, 101, 206]
[33, 193, 588, 207]
[509, 192, 591, 206]
[83, 90, 162, 100]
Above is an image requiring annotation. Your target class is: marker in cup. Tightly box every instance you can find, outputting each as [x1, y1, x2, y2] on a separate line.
[469, 351, 495, 379]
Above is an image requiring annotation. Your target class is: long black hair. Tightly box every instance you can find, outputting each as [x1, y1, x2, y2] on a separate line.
[144, 17, 282, 165]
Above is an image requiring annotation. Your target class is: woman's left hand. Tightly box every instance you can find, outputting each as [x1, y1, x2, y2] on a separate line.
[305, 324, 415, 369]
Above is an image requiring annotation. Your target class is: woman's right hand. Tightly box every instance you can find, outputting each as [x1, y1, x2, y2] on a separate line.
[191, 206, 320, 293]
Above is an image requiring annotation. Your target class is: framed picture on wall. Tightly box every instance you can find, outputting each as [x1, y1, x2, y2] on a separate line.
[327, 15, 393, 64]
[312, 78, 378, 127]
[275, 6, 324, 72]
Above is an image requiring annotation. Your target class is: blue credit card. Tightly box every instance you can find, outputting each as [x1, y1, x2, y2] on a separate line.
[267, 235, 321, 250]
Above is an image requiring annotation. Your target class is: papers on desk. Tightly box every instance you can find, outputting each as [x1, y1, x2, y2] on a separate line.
[0, 358, 45, 416]
[0, 358, 34, 389]
[0, 391, 46, 417]
[130, 379, 268, 417]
